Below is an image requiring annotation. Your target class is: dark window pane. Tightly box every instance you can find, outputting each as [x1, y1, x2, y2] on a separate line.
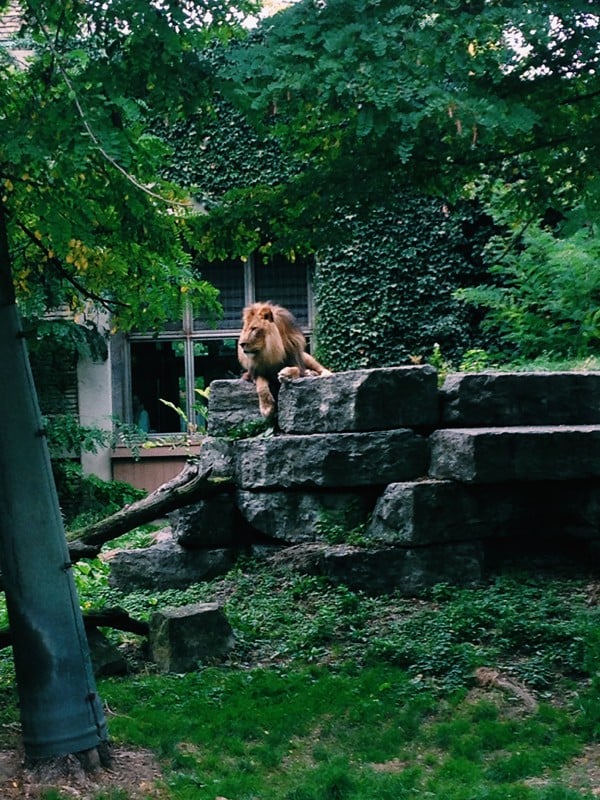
[130, 341, 185, 434]
[195, 260, 245, 330]
[254, 254, 310, 325]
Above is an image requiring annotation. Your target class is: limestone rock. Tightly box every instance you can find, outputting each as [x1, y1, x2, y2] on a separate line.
[429, 426, 600, 483]
[197, 436, 235, 480]
[171, 493, 236, 548]
[207, 379, 263, 436]
[106, 538, 236, 591]
[366, 480, 516, 545]
[149, 602, 235, 672]
[236, 489, 372, 543]
[235, 430, 429, 489]
[277, 366, 439, 433]
[321, 543, 483, 595]
[441, 371, 600, 427]
[267, 542, 483, 595]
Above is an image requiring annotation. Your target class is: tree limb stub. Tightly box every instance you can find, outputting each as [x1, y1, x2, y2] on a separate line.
[66, 464, 233, 561]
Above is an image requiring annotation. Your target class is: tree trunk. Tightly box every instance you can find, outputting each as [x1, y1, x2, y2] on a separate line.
[0, 204, 108, 763]
[66, 463, 232, 560]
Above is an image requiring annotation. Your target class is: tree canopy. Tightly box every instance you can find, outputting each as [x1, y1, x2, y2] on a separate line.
[0, 0, 258, 333]
[218, 0, 600, 235]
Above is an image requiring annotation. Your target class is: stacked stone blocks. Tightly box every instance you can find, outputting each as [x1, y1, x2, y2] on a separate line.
[109, 368, 600, 600]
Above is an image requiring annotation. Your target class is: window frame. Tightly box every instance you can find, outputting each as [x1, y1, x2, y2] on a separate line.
[125, 254, 315, 434]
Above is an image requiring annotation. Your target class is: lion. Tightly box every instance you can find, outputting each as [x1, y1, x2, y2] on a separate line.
[238, 301, 332, 417]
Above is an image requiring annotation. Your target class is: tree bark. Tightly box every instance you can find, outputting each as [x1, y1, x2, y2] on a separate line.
[66, 462, 232, 561]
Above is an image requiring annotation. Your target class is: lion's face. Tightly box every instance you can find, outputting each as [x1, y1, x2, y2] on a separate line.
[238, 317, 269, 356]
[238, 304, 286, 374]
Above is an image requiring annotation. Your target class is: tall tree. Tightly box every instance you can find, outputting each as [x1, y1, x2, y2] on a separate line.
[0, 0, 256, 763]
[217, 0, 600, 233]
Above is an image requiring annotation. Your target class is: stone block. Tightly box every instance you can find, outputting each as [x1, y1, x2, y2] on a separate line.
[207, 379, 263, 436]
[197, 436, 235, 480]
[277, 366, 439, 433]
[149, 602, 235, 672]
[235, 430, 429, 489]
[429, 426, 600, 483]
[236, 489, 373, 543]
[441, 371, 600, 427]
[366, 480, 517, 545]
[171, 493, 236, 548]
[321, 542, 483, 596]
[106, 539, 236, 591]
[268, 542, 483, 596]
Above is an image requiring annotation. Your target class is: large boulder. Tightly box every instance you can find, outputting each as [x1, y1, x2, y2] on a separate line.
[106, 538, 236, 591]
[149, 603, 235, 672]
[197, 436, 235, 480]
[235, 430, 429, 489]
[236, 489, 373, 543]
[171, 493, 236, 548]
[366, 480, 517, 546]
[267, 542, 483, 595]
[441, 371, 600, 427]
[429, 426, 600, 483]
[207, 379, 263, 436]
[277, 366, 439, 433]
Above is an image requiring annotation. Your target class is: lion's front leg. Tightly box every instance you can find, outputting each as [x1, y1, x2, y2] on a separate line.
[255, 376, 276, 417]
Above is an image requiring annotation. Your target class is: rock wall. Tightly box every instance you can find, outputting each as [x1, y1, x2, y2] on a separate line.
[109, 368, 600, 597]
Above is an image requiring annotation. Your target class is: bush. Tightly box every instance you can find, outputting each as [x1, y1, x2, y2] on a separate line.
[52, 460, 145, 528]
[457, 225, 600, 362]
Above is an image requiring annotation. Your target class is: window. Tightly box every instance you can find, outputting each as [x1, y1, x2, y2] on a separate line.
[127, 254, 313, 433]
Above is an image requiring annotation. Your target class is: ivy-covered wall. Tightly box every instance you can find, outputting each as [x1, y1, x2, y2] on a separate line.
[315, 197, 490, 370]
[159, 89, 491, 369]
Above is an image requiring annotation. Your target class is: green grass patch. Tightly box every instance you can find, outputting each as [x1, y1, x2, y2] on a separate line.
[0, 560, 598, 799]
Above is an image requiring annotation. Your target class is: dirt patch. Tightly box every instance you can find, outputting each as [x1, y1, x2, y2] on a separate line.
[0, 745, 168, 799]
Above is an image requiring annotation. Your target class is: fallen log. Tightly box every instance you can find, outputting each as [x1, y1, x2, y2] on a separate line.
[0, 606, 149, 649]
[65, 462, 232, 562]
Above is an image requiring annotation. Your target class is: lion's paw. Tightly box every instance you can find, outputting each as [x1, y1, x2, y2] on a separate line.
[278, 366, 301, 381]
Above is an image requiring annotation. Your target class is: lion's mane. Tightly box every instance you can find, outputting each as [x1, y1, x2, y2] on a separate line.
[237, 302, 307, 380]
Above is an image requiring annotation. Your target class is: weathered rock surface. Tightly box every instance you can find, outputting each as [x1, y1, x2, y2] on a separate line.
[277, 366, 438, 433]
[197, 436, 235, 480]
[267, 541, 483, 595]
[149, 602, 235, 672]
[236, 489, 372, 543]
[441, 371, 600, 427]
[366, 480, 516, 545]
[235, 430, 429, 489]
[207, 379, 263, 436]
[429, 426, 600, 483]
[106, 538, 236, 591]
[171, 493, 236, 548]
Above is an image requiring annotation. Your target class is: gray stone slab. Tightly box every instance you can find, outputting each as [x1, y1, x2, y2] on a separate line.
[236, 489, 372, 543]
[207, 379, 263, 436]
[106, 539, 236, 591]
[268, 542, 483, 595]
[171, 494, 236, 548]
[366, 480, 517, 545]
[277, 366, 439, 433]
[149, 602, 235, 672]
[441, 371, 600, 426]
[197, 436, 235, 480]
[429, 426, 600, 483]
[235, 430, 429, 489]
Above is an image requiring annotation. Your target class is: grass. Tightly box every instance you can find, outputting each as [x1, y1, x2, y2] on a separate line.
[0, 552, 598, 799]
